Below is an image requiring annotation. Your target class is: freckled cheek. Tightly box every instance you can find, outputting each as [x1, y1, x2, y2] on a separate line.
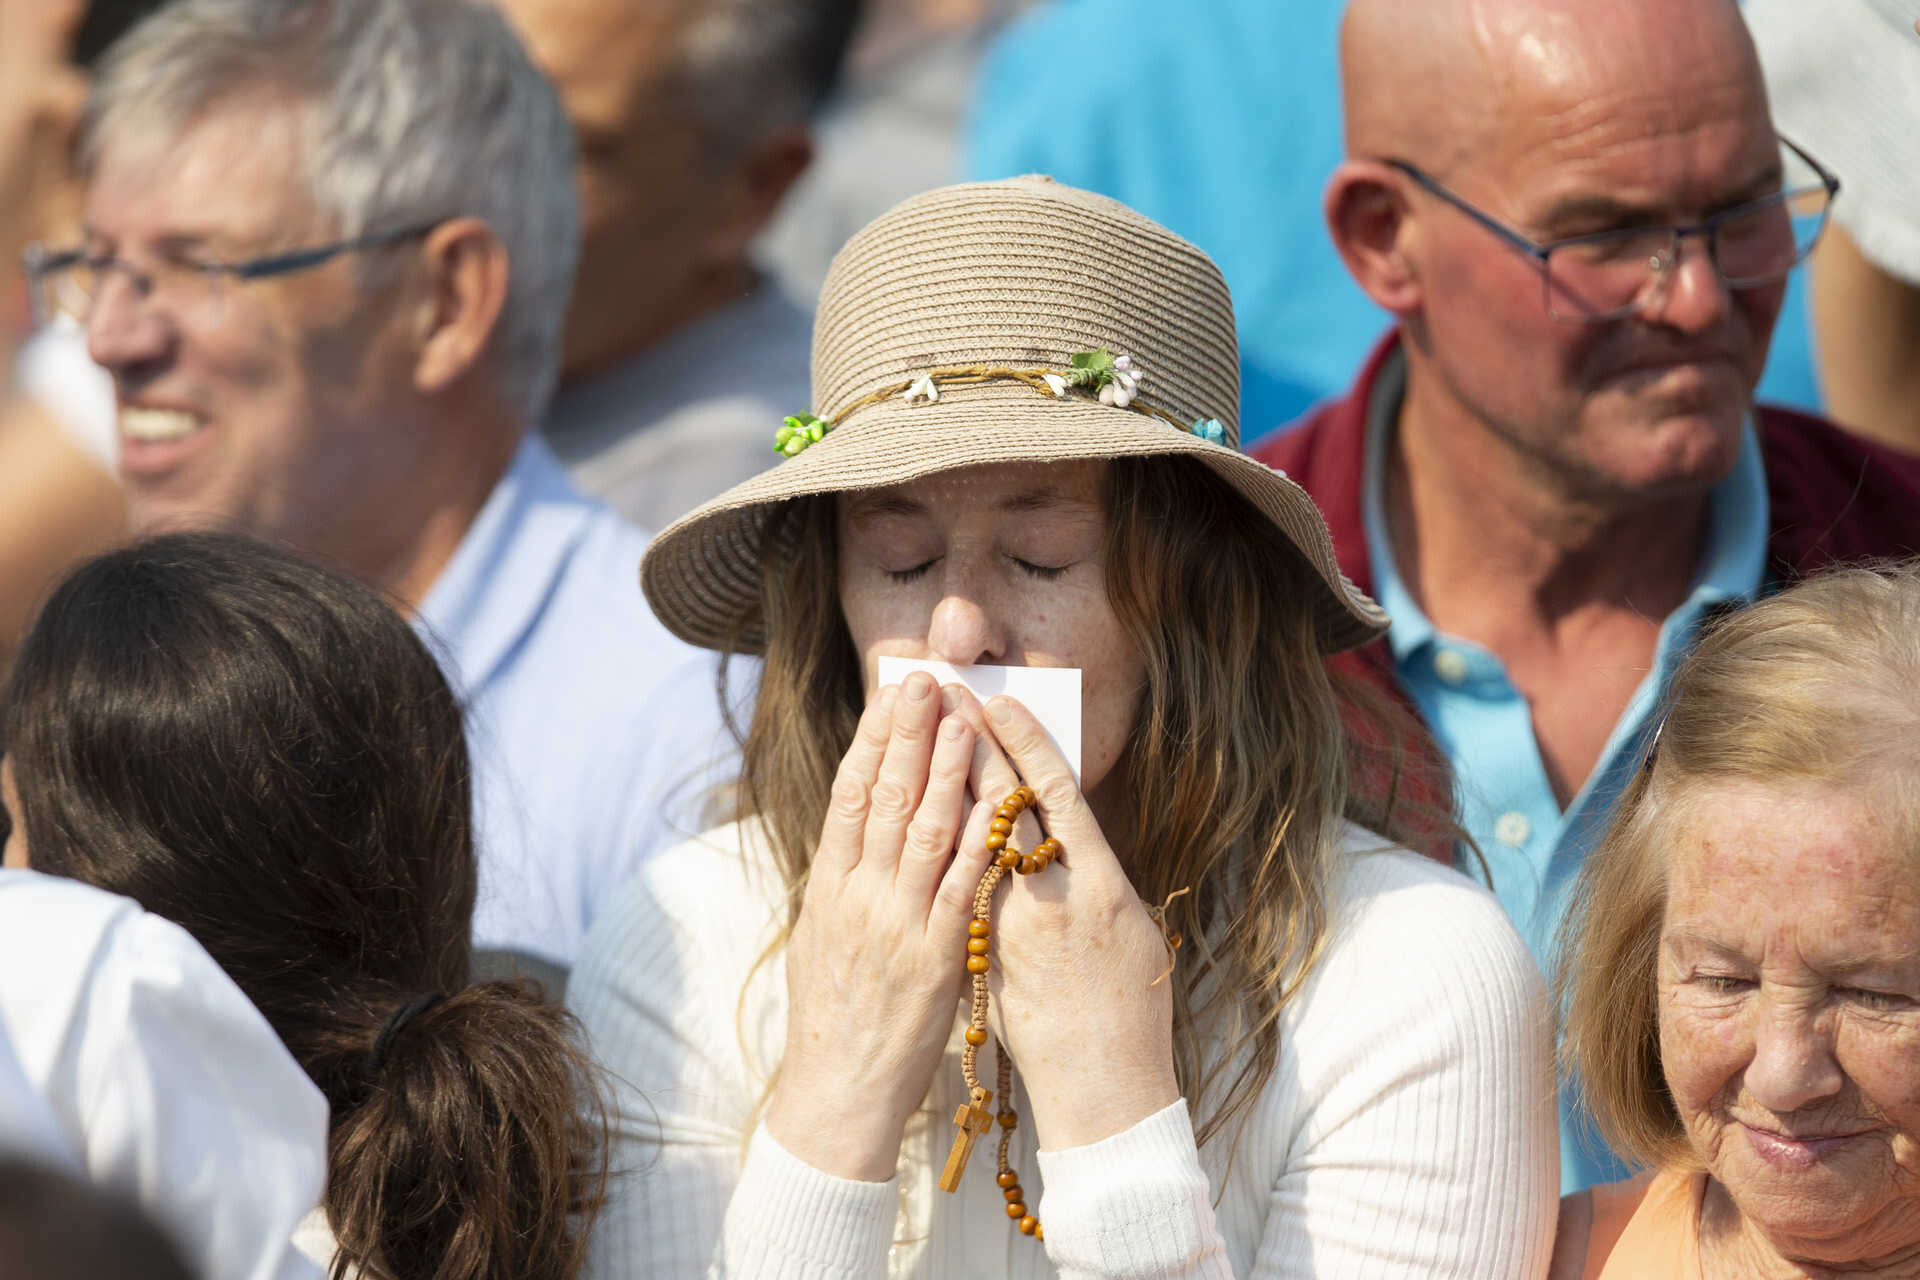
[1661, 1007, 1750, 1120]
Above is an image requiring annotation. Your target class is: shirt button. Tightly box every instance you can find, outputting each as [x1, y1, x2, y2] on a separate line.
[1494, 812, 1532, 847]
[1433, 649, 1471, 686]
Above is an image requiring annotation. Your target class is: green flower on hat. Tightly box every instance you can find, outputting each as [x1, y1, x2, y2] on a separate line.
[774, 411, 831, 457]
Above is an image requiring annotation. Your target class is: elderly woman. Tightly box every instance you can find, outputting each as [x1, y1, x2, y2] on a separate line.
[569, 177, 1557, 1277]
[1554, 563, 1920, 1278]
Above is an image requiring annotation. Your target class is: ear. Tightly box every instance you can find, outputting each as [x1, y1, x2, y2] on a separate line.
[703, 126, 815, 262]
[410, 217, 511, 397]
[1325, 159, 1423, 316]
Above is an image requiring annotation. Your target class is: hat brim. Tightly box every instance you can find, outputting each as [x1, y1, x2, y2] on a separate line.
[640, 381, 1388, 656]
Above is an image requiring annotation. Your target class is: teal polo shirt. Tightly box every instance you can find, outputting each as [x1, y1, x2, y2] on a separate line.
[1360, 350, 1770, 1192]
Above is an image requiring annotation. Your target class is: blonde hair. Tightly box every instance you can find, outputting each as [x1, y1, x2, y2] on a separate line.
[719, 456, 1449, 1152]
[1560, 561, 1920, 1170]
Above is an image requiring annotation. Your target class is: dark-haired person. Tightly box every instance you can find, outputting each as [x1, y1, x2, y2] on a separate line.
[0, 866, 327, 1280]
[2, 532, 607, 1280]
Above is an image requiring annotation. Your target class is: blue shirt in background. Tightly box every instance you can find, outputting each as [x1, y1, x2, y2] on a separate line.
[964, 0, 1825, 442]
[415, 434, 732, 971]
[1359, 351, 1771, 1192]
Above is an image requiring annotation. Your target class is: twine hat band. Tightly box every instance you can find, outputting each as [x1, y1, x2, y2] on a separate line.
[639, 176, 1387, 655]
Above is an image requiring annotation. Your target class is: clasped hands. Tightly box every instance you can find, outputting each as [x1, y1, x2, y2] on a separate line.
[766, 670, 1179, 1183]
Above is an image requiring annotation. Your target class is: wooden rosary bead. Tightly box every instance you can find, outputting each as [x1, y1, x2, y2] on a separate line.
[1036, 1225, 1044, 1242]
[968, 920, 989, 938]
[1003, 1186, 1024, 1203]
[1019, 1215, 1039, 1236]
[966, 955, 989, 975]
[1016, 785, 1036, 806]
[985, 832, 1007, 851]
[989, 817, 1013, 836]
[996, 804, 1019, 822]
[967, 938, 990, 955]
[1005, 1202, 1026, 1220]
[997, 1110, 1017, 1129]
[964, 1026, 988, 1046]
[995, 851, 1019, 870]
[1015, 855, 1035, 875]
[996, 1171, 1019, 1189]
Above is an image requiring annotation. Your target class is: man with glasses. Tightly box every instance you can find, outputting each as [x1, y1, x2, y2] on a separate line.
[1255, 0, 1920, 1192]
[37, 0, 728, 986]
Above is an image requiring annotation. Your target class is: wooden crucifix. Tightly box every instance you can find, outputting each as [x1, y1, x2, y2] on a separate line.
[938, 1085, 995, 1192]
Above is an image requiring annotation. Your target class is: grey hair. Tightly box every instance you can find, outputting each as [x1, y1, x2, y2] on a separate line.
[78, 0, 579, 423]
[669, 0, 862, 156]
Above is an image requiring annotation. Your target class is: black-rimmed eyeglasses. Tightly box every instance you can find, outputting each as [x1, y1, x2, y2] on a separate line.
[1383, 136, 1840, 323]
[23, 221, 441, 328]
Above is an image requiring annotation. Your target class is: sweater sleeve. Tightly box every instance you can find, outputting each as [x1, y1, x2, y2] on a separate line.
[1247, 852, 1557, 1279]
[712, 1124, 898, 1280]
[1036, 1099, 1234, 1280]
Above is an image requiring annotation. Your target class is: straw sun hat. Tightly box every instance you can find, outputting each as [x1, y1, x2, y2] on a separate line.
[639, 176, 1386, 654]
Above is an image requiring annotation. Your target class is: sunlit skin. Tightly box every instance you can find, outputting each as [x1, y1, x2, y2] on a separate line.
[1330, 0, 1788, 805]
[81, 94, 517, 610]
[762, 460, 1178, 1183]
[835, 461, 1146, 830]
[494, 0, 808, 382]
[1660, 781, 1920, 1276]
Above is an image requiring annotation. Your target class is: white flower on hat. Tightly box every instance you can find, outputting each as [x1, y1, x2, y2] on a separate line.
[1042, 373, 1069, 397]
[904, 373, 940, 404]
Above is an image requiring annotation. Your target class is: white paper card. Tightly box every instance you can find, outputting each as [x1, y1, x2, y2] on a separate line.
[875, 658, 1083, 783]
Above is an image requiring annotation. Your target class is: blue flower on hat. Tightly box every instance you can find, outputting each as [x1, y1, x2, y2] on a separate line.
[1190, 418, 1227, 445]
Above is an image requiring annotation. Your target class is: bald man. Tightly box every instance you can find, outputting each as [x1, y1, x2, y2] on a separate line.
[1255, 0, 1920, 1192]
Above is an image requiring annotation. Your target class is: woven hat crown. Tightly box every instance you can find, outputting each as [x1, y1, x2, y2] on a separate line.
[810, 176, 1241, 440]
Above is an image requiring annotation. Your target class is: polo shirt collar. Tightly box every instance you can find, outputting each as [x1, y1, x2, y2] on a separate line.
[1361, 346, 1770, 669]
[414, 432, 598, 697]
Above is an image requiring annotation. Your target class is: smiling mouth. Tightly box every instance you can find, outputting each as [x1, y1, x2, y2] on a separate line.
[1740, 1123, 1870, 1169]
[119, 407, 205, 443]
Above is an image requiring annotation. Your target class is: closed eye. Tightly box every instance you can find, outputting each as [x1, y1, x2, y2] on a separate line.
[1695, 974, 1752, 993]
[886, 558, 938, 584]
[1011, 557, 1069, 580]
[1844, 987, 1911, 1011]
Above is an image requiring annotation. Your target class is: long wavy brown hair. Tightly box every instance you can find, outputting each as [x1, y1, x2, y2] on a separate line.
[717, 456, 1450, 1153]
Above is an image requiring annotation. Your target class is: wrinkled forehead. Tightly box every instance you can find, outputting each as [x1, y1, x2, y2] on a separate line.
[83, 90, 325, 245]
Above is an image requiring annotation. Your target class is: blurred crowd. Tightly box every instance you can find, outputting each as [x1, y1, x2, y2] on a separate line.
[1, 1, 1918, 1278]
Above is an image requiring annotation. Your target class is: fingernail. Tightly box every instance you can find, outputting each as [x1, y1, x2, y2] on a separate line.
[987, 697, 1014, 726]
[941, 717, 967, 741]
[878, 686, 898, 712]
[940, 686, 961, 714]
[906, 672, 934, 702]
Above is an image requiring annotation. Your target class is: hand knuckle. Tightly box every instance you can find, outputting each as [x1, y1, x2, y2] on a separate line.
[867, 777, 916, 821]
[1036, 777, 1079, 812]
[903, 818, 948, 859]
[828, 772, 870, 819]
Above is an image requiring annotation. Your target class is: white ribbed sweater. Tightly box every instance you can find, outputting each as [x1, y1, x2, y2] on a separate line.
[568, 821, 1557, 1279]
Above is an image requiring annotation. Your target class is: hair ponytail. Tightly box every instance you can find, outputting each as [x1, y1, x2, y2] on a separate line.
[319, 982, 606, 1280]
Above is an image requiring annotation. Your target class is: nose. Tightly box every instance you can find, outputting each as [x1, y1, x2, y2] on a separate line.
[1643, 232, 1733, 333]
[1743, 996, 1844, 1115]
[85, 270, 176, 374]
[925, 562, 1010, 667]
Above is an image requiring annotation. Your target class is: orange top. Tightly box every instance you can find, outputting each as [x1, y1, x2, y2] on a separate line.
[1579, 1168, 1706, 1280]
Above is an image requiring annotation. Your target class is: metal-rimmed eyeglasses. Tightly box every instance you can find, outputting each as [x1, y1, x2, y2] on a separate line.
[22, 221, 441, 329]
[1384, 136, 1840, 323]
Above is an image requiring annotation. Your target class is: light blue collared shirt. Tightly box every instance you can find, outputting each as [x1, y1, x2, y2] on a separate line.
[416, 435, 732, 970]
[1361, 351, 1770, 1192]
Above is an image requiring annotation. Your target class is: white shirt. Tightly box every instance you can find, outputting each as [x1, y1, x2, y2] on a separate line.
[0, 870, 327, 1280]
[567, 820, 1558, 1278]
